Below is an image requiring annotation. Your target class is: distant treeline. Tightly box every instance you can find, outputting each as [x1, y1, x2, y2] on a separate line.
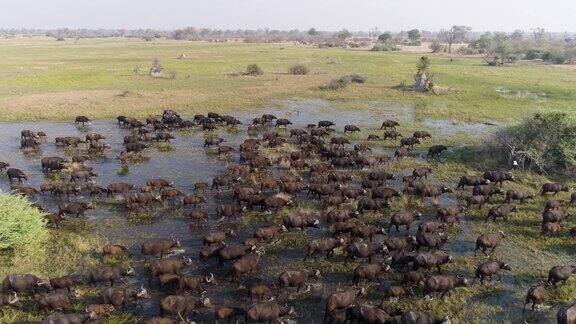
[2, 27, 575, 63]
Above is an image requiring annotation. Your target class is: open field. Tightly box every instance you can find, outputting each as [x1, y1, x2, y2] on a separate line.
[1, 37, 575, 122]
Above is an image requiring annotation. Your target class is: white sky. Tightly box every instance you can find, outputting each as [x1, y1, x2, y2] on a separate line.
[2, 0, 575, 32]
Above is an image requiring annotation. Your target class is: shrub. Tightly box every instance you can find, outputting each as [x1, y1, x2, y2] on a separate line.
[288, 64, 309, 75]
[342, 74, 367, 84]
[542, 51, 565, 64]
[525, 49, 543, 60]
[244, 64, 263, 76]
[429, 40, 444, 53]
[319, 74, 367, 91]
[371, 42, 399, 52]
[0, 194, 47, 256]
[320, 78, 349, 91]
[495, 112, 576, 172]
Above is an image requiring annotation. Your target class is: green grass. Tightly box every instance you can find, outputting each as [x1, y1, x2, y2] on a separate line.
[0, 37, 575, 122]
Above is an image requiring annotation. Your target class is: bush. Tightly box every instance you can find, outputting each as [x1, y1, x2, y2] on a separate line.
[371, 42, 399, 52]
[319, 74, 367, 91]
[429, 40, 444, 53]
[495, 112, 576, 172]
[525, 49, 543, 60]
[0, 194, 47, 256]
[288, 64, 309, 75]
[542, 51, 565, 64]
[342, 74, 367, 84]
[244, 64, 263, 76]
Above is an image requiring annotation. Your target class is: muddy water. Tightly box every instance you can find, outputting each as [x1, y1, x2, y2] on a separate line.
[0, 100, 502, 322]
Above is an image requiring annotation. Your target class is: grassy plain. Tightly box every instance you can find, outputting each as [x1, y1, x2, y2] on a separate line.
[0, 37, 575, 121]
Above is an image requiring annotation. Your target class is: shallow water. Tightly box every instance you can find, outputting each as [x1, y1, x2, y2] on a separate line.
[0, 99, 505, 322]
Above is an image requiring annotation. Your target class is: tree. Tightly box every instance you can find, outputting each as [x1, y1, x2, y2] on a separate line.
[407, 29, 421, 43]
[150, 57, 162, 78]
[440, 25, 471, 53]
[335, 29, 352, 47]
[511, 30, 524, 41]
[369, 27, 380, 40]
[532, 27, 546, 43]
[378, 32, 392, 43]
[414, 56, 434, 92]
[307, 28, 318, 36]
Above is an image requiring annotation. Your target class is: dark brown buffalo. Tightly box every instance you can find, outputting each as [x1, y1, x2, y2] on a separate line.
[416, 232, 448, 251]
[100, 287, 149, 308]
[324, 288, 366, 321]
[486, 204, 518, 222]
[231, 250, 264, 282]
[248, 283, 274, 301]
[352, 224, 386, 241]
[86, 304, 115, 319]
[424, 275, 469, 298]
[283, 213, 320, 231]
[245, 302, 295, 323]
[345, 241, 388, 263]
[399, 311, 451, 324]
[400, 137, 420, 148]
[0, 292, 21, 308]
[523, 282, 547, 312]
[547, 265, 576, 287]
[380, 120, 399, 129]
[147, 178, 173, 190]
[383, 130, 402, 141]
[175, 273, 214, 295]
[182, 195, 206, 208]
[49, 275, 83, 292]
[483, 171, 514, 185]
[2, 274, 49, 294]
[472, 184, 503, 197]
[413, 167, 433, 180]
[416, 185, 452, 199]
[75, 115, 90, 124]
[125, 142, 147, 153]
[36, 290, 79, 312]
[87, 266, 134, 286]
[70, 170, 98, 182]
[41, 312, 95, 324]
[389, 211, 422, 232]
[58, 202, 93, 217]
[542, 222, 562, 236]
[141, 238, 180, 258]
[505, 190, 535, 203]
[428, 145, 448, 157]
[412, 251, 453, 273]
[474, 231, 506, 256]
[371, 187, 401, 200]
[545, 199, 563, 211]
[541, 183, 570, 195]
[557, 302, 576, 324]
[357, 197, 389, 213]
[305, 237, 345, 260]
[344, 125, 360, 133]
[466, 195, 489, 208]
[473, 261, 511, 284]
[149, 256, 192, 282]
[218, 244, 256, 265]
[6, 168, 27, 182]
[456, 176, 489, 189]
[277, 269, 320, 292]
[160, 295, 212, 318]
[214, 306, 245, 323]
[352, 262, 390, 286]
[203, 229, 235, 245]
[418, 221, 446, 234]
[254, 225, 286, 242]
[384, 236, 416, 254]
[199, 243, 226, 262]
[107, 182, 135, 195]
[348, 304, 389, 323]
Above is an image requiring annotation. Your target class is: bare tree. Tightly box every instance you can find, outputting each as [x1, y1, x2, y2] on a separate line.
[440, 25, 471, 53]
[369, 27, 380, 40]
[150, 57, 163, 78]
[532, 27, 546, 43]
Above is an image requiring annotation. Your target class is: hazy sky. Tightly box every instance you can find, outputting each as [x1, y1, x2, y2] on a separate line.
[3, 0, 575, 32]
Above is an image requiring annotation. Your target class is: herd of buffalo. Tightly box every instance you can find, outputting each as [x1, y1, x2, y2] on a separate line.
[0, 109, 575, 323]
